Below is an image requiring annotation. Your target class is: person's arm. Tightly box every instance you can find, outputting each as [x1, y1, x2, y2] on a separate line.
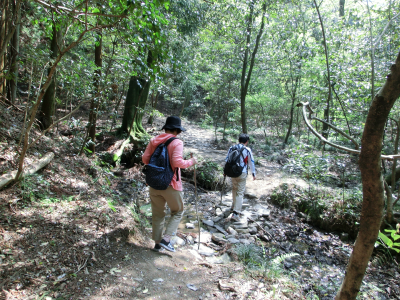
[247, 148, 256, 180]
[169, 140, 196, 169]
[142, 139, 155, 165]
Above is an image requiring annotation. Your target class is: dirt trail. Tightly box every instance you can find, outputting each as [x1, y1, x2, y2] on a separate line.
[83, 122, 311, 300]
[80, 122, 291, 300]
[182, 123, 308, 198]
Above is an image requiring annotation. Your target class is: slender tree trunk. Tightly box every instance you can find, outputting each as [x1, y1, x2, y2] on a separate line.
[88, 29, 102, 153]
[284, 60, 301, 145]
[0, 0, 9, 96]
[284, 96, 296, 144]
[335, 50, 400, 300]
[10, 2, 21, 104]
[387, 118, 400, 223]
[314, 0, 332, 139]
[367, 0, 375, 104]
[179, 97, 186, 118]
[240, 1, 267, 134]
[39, 24, 59, 130]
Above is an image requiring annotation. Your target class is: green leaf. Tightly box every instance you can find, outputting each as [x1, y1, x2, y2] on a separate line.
[378, 231, 393, 248]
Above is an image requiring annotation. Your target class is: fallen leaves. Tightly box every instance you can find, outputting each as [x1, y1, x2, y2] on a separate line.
[218, 280, 237, 292]
[109, 268, 121, 275]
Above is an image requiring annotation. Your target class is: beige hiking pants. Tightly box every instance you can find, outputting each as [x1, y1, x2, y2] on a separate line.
[149, 186, 184, 242]
[231, 172, 247, 212]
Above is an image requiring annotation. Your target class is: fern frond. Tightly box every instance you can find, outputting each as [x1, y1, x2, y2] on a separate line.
[370, 253, 389, 268]
[271, 252, 299, 265]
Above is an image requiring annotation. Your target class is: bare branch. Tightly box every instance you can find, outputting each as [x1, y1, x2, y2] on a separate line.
[311, 116, 359, 149]
[297, 102, 400, 160]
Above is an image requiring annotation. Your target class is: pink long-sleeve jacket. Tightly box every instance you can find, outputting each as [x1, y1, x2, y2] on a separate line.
[142, 133, 194, 191]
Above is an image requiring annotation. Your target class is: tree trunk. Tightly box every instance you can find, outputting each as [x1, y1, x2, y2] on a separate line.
[0, 152, 54, 189]
[313, 0, 332, 139]
[284, 96, 296, 144]
[121, 76, 150, 135]
[39, 24, 59, 130]
[10, 1, 20, 104]
[240, 2, 267, 134]
[0, 0, 9, 96]
[339, 0, 345, 17]
[88, 29, 102, 153]
[284, 64, 301, 145]
[335, 50, 400, 300]
[147, 91, 159, 125]
[121, 50, 153, 135]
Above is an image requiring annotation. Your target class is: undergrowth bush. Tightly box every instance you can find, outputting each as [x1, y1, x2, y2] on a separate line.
[181, 155, 224, 190]
[196, 161, 223, 190]
[269, 183, 362, 237]
[234, 242, 300, 282]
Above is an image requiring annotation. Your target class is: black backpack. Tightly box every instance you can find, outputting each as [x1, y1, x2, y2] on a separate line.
[143, 137, 179, 190]
[224, 144, 246, 178]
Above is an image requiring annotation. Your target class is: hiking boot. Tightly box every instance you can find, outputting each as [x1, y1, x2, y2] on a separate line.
[231, 214, 240, 222]
[160, 239, 175, 252]
[151, 244, 164, 252]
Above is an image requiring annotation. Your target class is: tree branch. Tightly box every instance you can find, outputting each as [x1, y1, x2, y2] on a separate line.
[297, 102, 400, 160]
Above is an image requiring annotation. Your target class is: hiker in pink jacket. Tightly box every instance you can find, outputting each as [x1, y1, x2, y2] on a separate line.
[142, 116, 197, 252]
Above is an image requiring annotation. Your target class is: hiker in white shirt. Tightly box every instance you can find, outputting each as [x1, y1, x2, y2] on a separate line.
[225, 133, 256, 222]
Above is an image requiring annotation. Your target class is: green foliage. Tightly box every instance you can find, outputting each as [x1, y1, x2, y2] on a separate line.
[200, 114, 213, 129]
[270, 253, 300, 266]
[128, 204, 151, 228]
[107, 199, 117, 213]
[297, 190, 328, 222]
[270, 183, 294, 208]
[285, 151, 330, 182]
[376, 229, 400, 254]
[196, 160, 223, 190]
[234, 243, 265, 268]
[234, 242, 300, 282]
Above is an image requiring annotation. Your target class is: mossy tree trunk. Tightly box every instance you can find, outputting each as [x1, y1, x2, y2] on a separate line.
[121, 76, 150, 135]
[121, 50, 153, 136]
[147, 91, 159, 125]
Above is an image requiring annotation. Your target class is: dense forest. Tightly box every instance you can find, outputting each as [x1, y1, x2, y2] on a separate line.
[1, 0, 400, 299]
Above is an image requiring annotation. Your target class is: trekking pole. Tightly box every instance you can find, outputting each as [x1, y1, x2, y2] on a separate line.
[191, 153, 201, 250]
[220, 174, 226, 205]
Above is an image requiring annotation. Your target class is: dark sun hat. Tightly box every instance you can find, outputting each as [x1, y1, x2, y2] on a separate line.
[162, 116, 186, 131]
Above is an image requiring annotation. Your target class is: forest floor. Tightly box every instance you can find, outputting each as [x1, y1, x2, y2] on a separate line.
[0, 101, 399, 300]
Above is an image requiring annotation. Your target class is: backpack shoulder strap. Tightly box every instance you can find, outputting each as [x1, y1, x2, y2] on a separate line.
[164, 137, 177, 147]
[164, 137, 180, 181]
[239, 145, 248, 165]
